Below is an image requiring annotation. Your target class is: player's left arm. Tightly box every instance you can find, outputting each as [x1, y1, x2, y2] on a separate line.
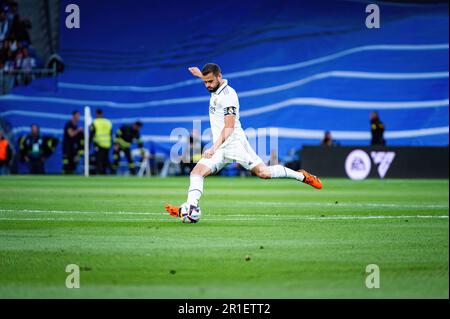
[215, 113, 235, 149]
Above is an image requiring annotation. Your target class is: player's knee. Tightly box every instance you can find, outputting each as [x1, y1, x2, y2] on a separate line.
[190, 169, 200, 177]
[190, 164, 210, 177]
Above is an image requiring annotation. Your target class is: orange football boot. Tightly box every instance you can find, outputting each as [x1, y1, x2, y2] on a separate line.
[165, 204, 180, 217]
[299, 169, 323, 189]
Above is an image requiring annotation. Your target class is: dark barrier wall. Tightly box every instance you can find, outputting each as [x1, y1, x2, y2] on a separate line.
[301, 146, 449, 179]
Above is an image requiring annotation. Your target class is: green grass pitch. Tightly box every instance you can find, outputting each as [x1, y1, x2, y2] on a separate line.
[0, 176, 448, 298]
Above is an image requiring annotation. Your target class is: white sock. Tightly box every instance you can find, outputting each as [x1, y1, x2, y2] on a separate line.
[268, 165, 304, 181]
[187, 174, 204, 206]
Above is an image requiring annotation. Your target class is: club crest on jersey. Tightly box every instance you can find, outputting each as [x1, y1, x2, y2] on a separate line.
[209, 105, 216, 114]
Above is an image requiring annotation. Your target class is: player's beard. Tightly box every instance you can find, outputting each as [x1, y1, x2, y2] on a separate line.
[207, 81, 220, 93]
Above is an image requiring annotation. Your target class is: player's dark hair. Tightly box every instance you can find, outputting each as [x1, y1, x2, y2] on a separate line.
[134, 121, 143, 128]
[72, 110, 80, 116]
[201, 63, 221, 76]
[96, 108, 103, 116]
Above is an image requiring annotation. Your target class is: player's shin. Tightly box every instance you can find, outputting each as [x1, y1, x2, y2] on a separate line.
[268, 165, 304, 181]
[187, 174, 204, 206]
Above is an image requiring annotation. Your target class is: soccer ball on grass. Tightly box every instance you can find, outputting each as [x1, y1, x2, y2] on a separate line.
[179, 202, 201, 223]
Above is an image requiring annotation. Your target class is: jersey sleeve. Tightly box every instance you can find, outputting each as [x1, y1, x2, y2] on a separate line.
[221, 90, 238, 116]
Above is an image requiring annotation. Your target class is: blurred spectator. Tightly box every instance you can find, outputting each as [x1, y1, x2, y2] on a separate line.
[1, 1, 35, 91]
[9, 38, 17, 53]
[112, 121, 144, 175]
[9, 13, 31, 43]
[0, 129, 12, 174]
[2, 47, 14, 71]
[90, 109, 112, 175]
[370, 111, 386, 145]
[0, 10, 9, 41]
[15, 46, 35, 84]
[62, 111, 84, 174]
[19, 124, 45, 174]
[0, 38, 10, 67]
[6, 1, 17, 24]
[180, 129, 204, 175]
[320, 131, 338, 146]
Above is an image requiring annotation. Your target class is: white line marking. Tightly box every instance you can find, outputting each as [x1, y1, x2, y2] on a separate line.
[57, 43, 449, 92]
[248, 202, 449, 209]
[2, 74, 448, 109]
[0, 209, 447, 223]
[1, 201, 447, 217]
[0, 209, 163, 215]
[0, 215, 447, 222]
[237, 71, 449, 99]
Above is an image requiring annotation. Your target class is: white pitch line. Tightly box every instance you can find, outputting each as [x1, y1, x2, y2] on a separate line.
[0, 209, 163, 216]
[0, 217, 171, 222]
[250, 202, 449, 209]
[57, 43, 450, 92]
[0, 202, 448, 218]
[0, 214, 447, 223]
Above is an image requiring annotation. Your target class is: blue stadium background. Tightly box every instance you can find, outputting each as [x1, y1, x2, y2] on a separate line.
[0, 0, 448, 173]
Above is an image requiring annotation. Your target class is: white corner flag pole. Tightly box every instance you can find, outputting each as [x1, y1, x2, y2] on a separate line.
[84, 106, 92, 177]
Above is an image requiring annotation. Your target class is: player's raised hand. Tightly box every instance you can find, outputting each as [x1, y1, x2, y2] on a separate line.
[188, 67, 203, 78]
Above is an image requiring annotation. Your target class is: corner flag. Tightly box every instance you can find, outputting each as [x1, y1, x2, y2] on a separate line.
[84, 106, 92, 177]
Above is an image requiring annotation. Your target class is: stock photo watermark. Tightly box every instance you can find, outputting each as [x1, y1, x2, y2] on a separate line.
[168, 121, 279, 166]
[65, 264, 80, 288]
[366, 4, 381, 29]
[65, 4, 80, 29]
[365, 264, 380, 289]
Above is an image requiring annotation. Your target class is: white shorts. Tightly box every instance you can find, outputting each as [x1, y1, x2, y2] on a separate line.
[198, 136, 264, 174]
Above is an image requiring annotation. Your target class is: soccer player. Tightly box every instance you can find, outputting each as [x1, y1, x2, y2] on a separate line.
[165, 64, 322, 217]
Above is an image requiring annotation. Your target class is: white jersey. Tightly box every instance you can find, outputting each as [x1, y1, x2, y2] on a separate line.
[200, 79, 263, 173]
[208, 79, 246, 148]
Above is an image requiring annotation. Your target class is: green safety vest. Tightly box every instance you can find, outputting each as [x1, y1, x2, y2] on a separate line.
[93, 118, 112, 148]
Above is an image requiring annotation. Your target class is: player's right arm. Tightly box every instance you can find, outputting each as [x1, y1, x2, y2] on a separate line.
[188, 67, 203, 78]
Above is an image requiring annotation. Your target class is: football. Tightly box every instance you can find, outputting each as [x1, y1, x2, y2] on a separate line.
[179, 202, 202, 223]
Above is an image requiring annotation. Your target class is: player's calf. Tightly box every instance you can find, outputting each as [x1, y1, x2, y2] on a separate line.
[252, 164, 271, 179]
[251, 164, 322, 189]
[252, 164, 301, 180]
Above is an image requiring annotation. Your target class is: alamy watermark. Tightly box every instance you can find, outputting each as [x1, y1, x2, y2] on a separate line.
[65, 264, 80, 288]
[64, 5, 380, 31]
[365, 264, 380, 289]
[366, 4, 380, 29]
[168, 121, 279, 165]
[65, 4, 80, 29]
